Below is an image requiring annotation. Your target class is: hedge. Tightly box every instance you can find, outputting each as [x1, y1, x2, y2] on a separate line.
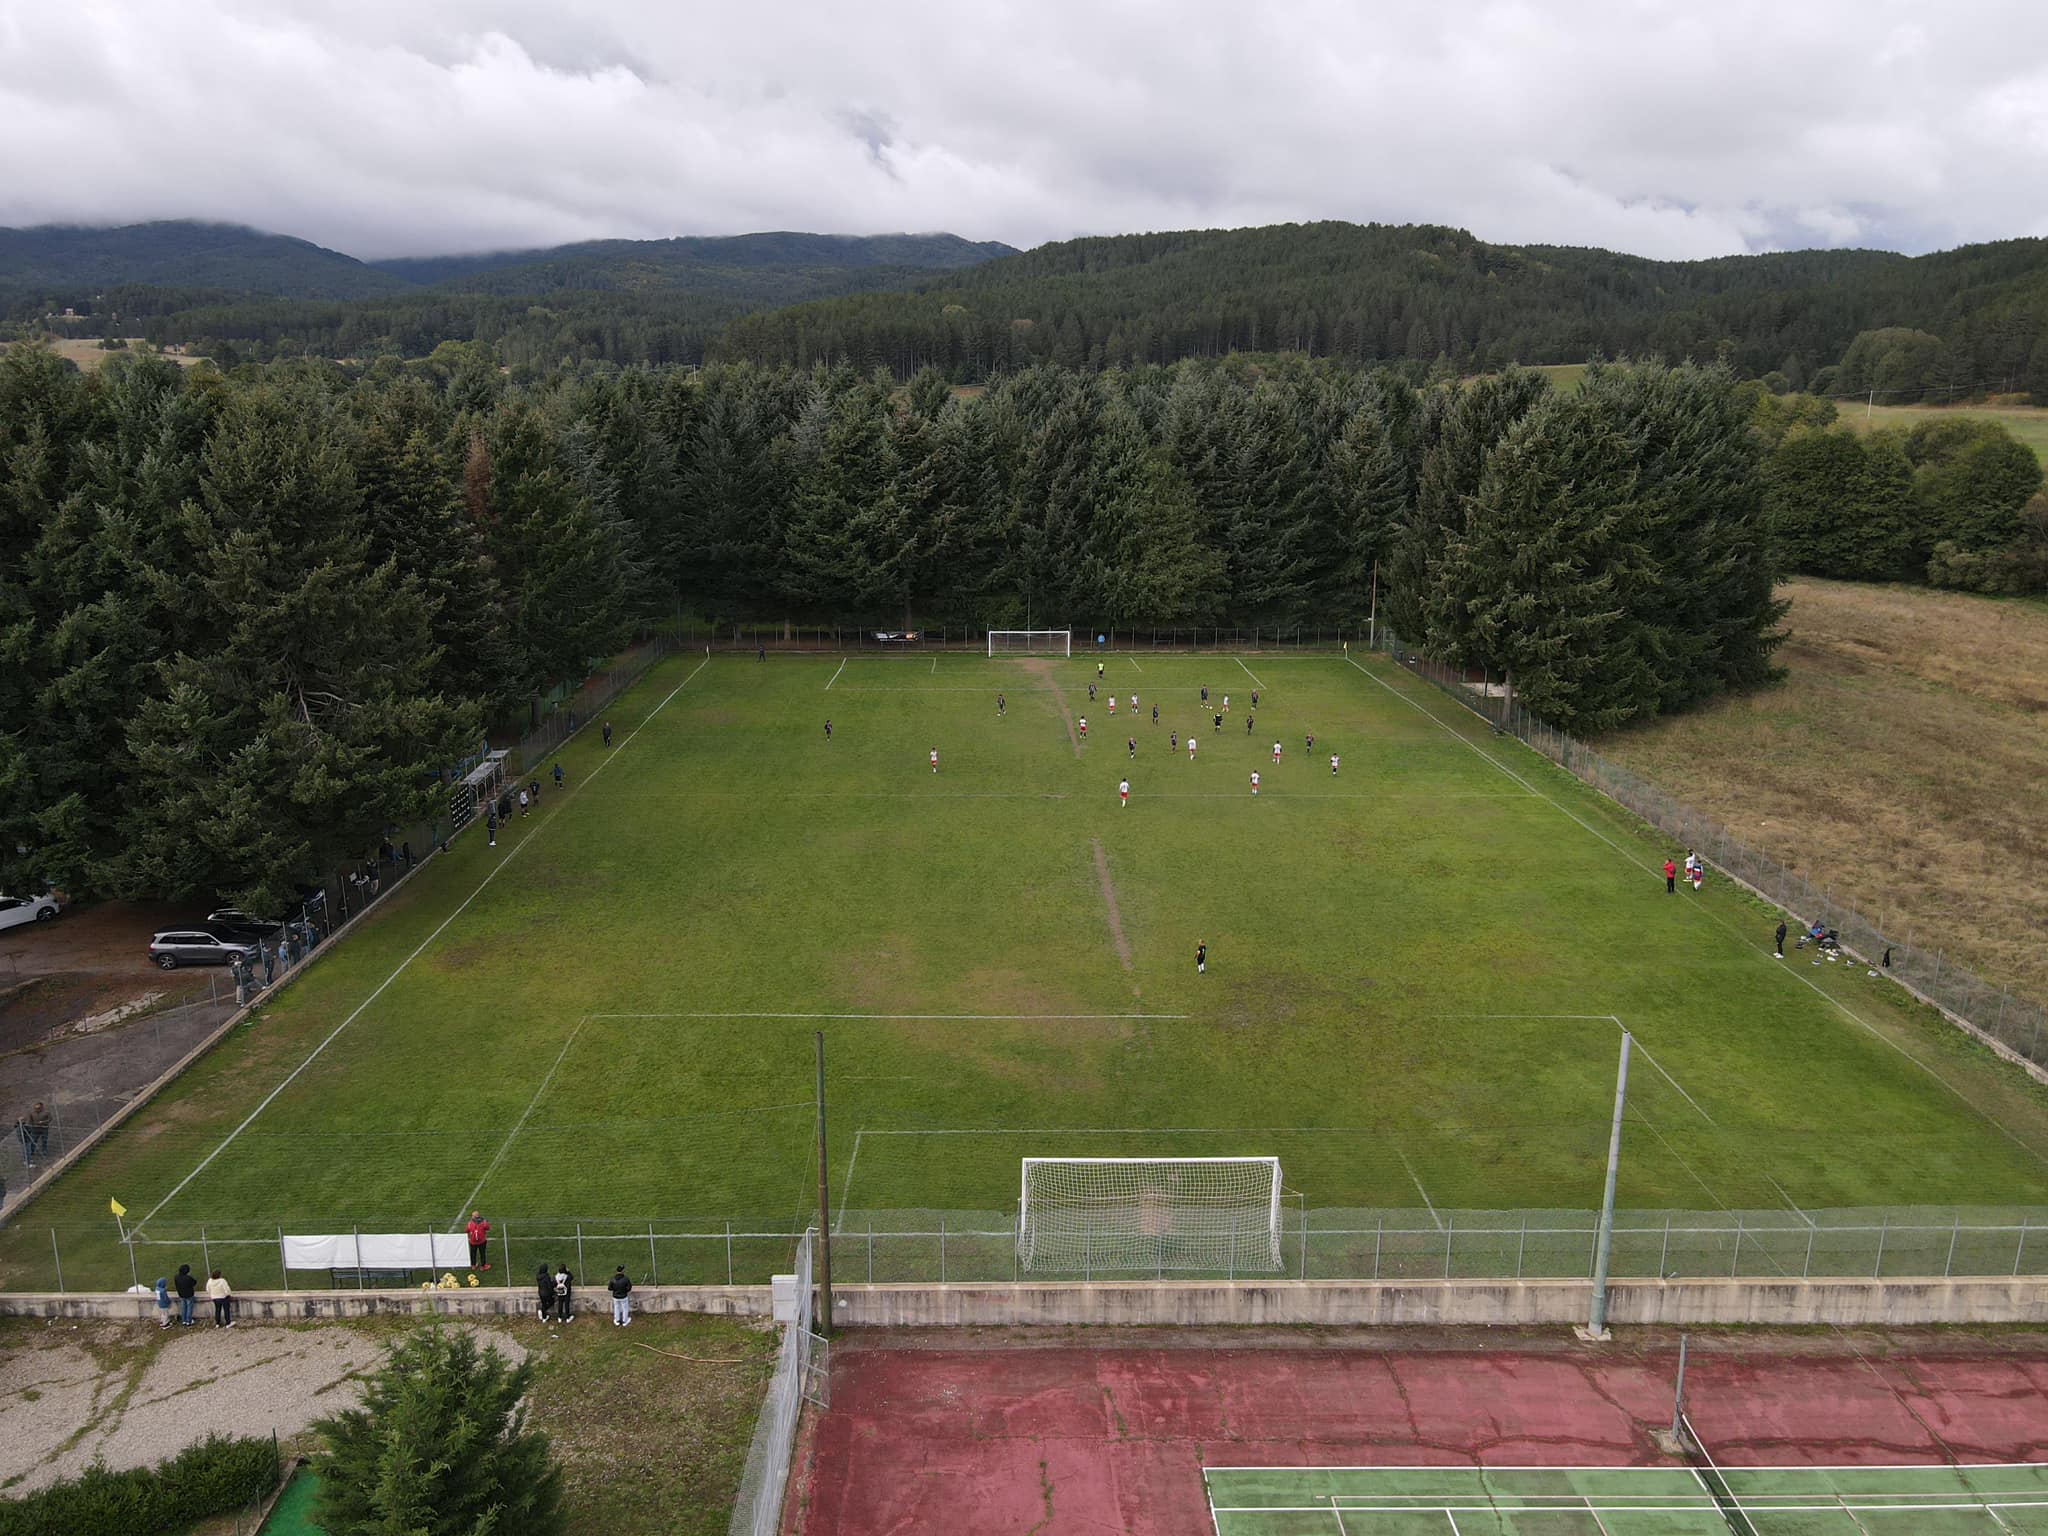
[0, 1433, 281, 1536]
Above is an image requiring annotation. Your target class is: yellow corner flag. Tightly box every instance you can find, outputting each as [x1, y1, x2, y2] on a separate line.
[109, 1197, 127, 1218]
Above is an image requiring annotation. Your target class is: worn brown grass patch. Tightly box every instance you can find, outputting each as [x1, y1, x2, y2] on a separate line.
[1599, 579, 2048, 1000]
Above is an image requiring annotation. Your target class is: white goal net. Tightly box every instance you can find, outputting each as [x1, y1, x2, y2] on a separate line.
[987, 629, 1072, 657]
[1017, 1157, 1284, 1273]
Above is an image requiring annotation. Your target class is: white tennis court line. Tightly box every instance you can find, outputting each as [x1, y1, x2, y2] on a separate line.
[450, 1014, 589, 1229]
[1396, 1148, 1443, 1230]
[1345, 655, 2048, 1173]
[824, 658, 846, 690]
[135, 654, 712, 1231]
[1235, 656, 1265, 690]
[588, 1011, 1189, 1021]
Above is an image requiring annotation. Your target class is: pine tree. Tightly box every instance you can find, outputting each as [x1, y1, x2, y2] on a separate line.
[313, 1328, 565, 1536]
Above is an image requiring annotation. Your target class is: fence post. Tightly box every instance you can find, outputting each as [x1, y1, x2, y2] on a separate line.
[1443, 1215, 1455, 1279]
[279, 1227, 289, 1292]
[1373, 1217, 1382, 1280]
[1659, 1216, 1671, 1277]
[1516, 1214, 1527, 1279]
[503, 1221, 512, 1287]
[2015, 1219, 2031, 1277]
[1872, 1216, 1889, 1279]
[201, 1224, 210, 1277]
[648, 1222, 658, 1287]
[1730, 1217, 1742, 1277]
[51, 1228, 64, 1293]
[1229, 1222, 1237, 1281]
[725, 1221, 733, 1287]
[354, 1227, 363, 1289]
[1803, 1223, 1816, 1278]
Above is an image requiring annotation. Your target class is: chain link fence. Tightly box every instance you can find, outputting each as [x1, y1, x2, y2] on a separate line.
[513, 631, 682, 770]
[728, 1228, 816, 1536]
[1371, 629, 2048, 1074]
[690, 621, 1375, 652]
[8, 1207, 2047, 1295]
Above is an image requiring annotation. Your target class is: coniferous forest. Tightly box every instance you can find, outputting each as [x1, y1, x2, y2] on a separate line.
[3, 335, 2041, 909]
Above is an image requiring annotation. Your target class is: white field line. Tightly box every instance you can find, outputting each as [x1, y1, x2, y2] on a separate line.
[1395, 1148, 1443, 1230]
[930, 654, 937, 674]
[1444, 1508, 1460, 1535]
[450, 1015, 589, 1228]
[1344, 656, 2048, 1171]
[824, 658, 847, 690]
[834, 1128, 863, 1232]
[136, 655, 711, 1231]
[1235, 655, 1266, 690]
[1128, 655, 1144, 672]
[588, 1011, 1189, 1021]
[1621, 1026, 1718, 1127]
[852, 1125, 1387, 1135]
[1766, 1175, 1816, 1226]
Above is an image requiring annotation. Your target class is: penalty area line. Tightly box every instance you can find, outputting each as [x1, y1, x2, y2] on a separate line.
[135, 655, 711, 1233]
[1235, 655, 1266, 690]
[588, 1010, 1188, 1021]
[824, 658, 846, 690]
[1395, 1148, 1442, 1230]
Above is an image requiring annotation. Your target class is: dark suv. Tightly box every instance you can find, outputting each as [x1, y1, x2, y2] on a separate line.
[148, 930, 260, 970]
[204, 908, 284, 941]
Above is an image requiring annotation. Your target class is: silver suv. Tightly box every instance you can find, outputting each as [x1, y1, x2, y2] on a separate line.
[148, 930, 260, 970]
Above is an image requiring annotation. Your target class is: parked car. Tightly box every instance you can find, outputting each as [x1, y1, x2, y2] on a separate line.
[0, 893, 61, 933]
[204, 908, 283, 940]
[148, 930, 260, 970]
[871, 630, 920, 644]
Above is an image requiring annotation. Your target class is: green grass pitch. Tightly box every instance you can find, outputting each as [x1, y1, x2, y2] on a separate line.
[9, 649, 2048, 1291]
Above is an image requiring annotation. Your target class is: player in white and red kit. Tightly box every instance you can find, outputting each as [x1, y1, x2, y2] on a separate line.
[1119, 778, 1129, 808]
[1249, 770, 1260, 796]
[1271, 741, 1282, 764]
[1330, 753, 1339, 776]
[929, 747, 938, 773]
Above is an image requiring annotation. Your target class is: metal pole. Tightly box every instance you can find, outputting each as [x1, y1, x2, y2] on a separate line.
[576, 1222, 585, 1284]
[201, 1224, 210, 1277]
[1586, 1031, 1633, 1338]
[1670, 1333, 1689, 1437]
[51, 1229, 64, 1293]
[814, 1031, 834, 1334]
[648, 1222, 658, 1286]
[279, 1226, 289, 1292]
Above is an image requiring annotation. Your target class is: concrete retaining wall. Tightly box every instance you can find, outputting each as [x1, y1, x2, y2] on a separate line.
[10, 1275, 2046, 1328]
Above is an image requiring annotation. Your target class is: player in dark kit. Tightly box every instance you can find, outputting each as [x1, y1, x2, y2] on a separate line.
[1128, 736, 1136, 759]
[824, 720, 833, 739]
[1196, 941, 1207, 975]
[1151, 704, 1158, 725]
[997, 693, 1006, 717]
[1246, 713, 1254, 734]
[1213, 712, 1223, 732]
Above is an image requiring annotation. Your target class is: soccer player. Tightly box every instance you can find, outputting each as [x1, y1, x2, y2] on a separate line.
[602, 721, 613, 747]
[1188, 735, 1198, 761]
[1195, 940, 1207, 974]
[930, 747, 939, 773]
[1098, 661, 1105, 679]
[997, 692, 1006, 717]
[1200, 685, 1209, 705]
[1213, 712, 1222, 732]
[1108, 694, 1116, 716]
[1119, 777, 1130, 808]
[1222, 693, 1230, 712]
[1128, 736, 1136, 759]
[1246, 713, 1254, 734]
[1089, 682, 1096, 701]
[1250, 770, 1260, 796]
[1272, 740, 1282, 764]
[1306, 732, 1314, 755]
[1251, 689, 1259, 708]
[552, 762, 564, 789]
[1129, 694, 1137, 711]
[1170, 729, 1178, 751]
[824, 719, 832, 739]
[1151, 704, 1158, 725]
[1330, 753, 1339, 776]
[1079, 716, 1088, 738]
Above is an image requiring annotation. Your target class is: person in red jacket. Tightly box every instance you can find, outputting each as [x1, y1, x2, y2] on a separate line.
[466, 1210, 492, 1271]
[1663, 858, 1677, 894]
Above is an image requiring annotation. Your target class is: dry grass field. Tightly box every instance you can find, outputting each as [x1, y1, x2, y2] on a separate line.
[1600, 578, 2048, 1002]
[1842, 399, 2048, 467]
[42, 336, 201, 371]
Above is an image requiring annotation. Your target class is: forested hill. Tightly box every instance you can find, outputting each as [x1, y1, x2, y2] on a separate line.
[0, 222, 409, 300]
[373, 232, 1017, 293]
[713, 222, 2048, 397]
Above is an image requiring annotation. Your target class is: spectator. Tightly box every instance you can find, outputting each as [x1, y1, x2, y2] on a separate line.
[465, 1210, 492, 1271]
[602, 721, 613, 747]
[553, 1263, 574, 1323]
[535, 1264, 556, 1322]
[379, 838, 395, 867]
[400, 840, 413, 869]
[206, 1269, 235, 1328]
[260, 941, 277, 987]
[154, 1274, 172, 1329]
[552, 762, 564, 790]
[174, 1263, 198, 1325]
[607, 1266, 633, 1327]
[23, 1101, 51, 1163]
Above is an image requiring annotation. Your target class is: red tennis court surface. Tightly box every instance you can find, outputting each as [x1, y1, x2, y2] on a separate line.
[787, 1328, 2048, 1534]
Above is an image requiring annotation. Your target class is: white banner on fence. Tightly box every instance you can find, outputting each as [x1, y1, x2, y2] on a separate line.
[283, 1233, 473, 1271]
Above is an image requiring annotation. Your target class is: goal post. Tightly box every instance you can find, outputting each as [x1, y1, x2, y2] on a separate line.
[1017, 1156, 1284, 1273]
[987, 629, 1072, 657]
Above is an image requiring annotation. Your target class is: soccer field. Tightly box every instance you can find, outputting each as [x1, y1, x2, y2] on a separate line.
[9, 649, 2048, 1291]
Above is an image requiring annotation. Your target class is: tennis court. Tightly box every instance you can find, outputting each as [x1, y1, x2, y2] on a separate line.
[1205, 1462, 2048, 1534]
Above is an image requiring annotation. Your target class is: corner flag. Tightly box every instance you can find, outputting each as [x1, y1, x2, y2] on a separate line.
[109, 1197, 127, 1218]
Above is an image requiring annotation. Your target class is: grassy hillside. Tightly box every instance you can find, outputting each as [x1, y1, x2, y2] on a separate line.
[1600, 578, 2048, 1002]
[1842, 399, 2048, 467]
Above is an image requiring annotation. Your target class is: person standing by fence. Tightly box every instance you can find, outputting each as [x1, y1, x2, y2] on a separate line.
[535, 1264, 556, 1321]
[174, 1263, 197, 1326]
[1664, 857, 1677, 894]
[206, 1269, 235, 1327]
[607, 1266, 633, 1326]
[465, 1210, 492, 1271]
[1775, 921, 1788, 957]
[261, 941, 276, 988]
[22, 1101, 50, 1163]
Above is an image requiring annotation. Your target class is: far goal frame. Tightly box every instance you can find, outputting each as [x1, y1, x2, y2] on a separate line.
[987, 629, 1072, 657]
[1017, 1155, 1284, 1273]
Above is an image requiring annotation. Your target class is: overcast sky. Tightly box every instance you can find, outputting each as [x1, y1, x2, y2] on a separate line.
[5, 0, 2047, 262]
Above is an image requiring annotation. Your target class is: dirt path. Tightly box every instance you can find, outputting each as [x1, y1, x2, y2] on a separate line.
[1018, 658, 1080, 756]
[1090, 839, 1134, 976]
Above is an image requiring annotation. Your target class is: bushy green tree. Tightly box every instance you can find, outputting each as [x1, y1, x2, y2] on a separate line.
[1903, 417, 2044, 554]
[313, 1328, 564, 1536]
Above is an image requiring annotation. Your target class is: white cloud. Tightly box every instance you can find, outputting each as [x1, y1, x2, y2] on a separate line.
[2, 0, 2046, 259]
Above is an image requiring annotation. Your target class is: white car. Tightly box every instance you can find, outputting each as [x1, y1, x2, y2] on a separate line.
[0, 893, 60, 933]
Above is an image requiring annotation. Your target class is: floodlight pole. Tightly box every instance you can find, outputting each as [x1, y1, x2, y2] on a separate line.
[1586, 1030, 1632, 1340]
[814, 1030, 834, 1336]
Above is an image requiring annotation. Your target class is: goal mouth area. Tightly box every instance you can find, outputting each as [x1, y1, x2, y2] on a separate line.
[1017, 1156, 1284, 1274]
[987, 629, 1072, 657]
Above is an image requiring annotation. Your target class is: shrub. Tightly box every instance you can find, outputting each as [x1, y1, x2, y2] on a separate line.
[0, 1434, 279, 1536]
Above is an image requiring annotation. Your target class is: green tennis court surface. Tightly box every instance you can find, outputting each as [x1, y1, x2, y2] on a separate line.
[1204, 1463, 2048, 1533]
